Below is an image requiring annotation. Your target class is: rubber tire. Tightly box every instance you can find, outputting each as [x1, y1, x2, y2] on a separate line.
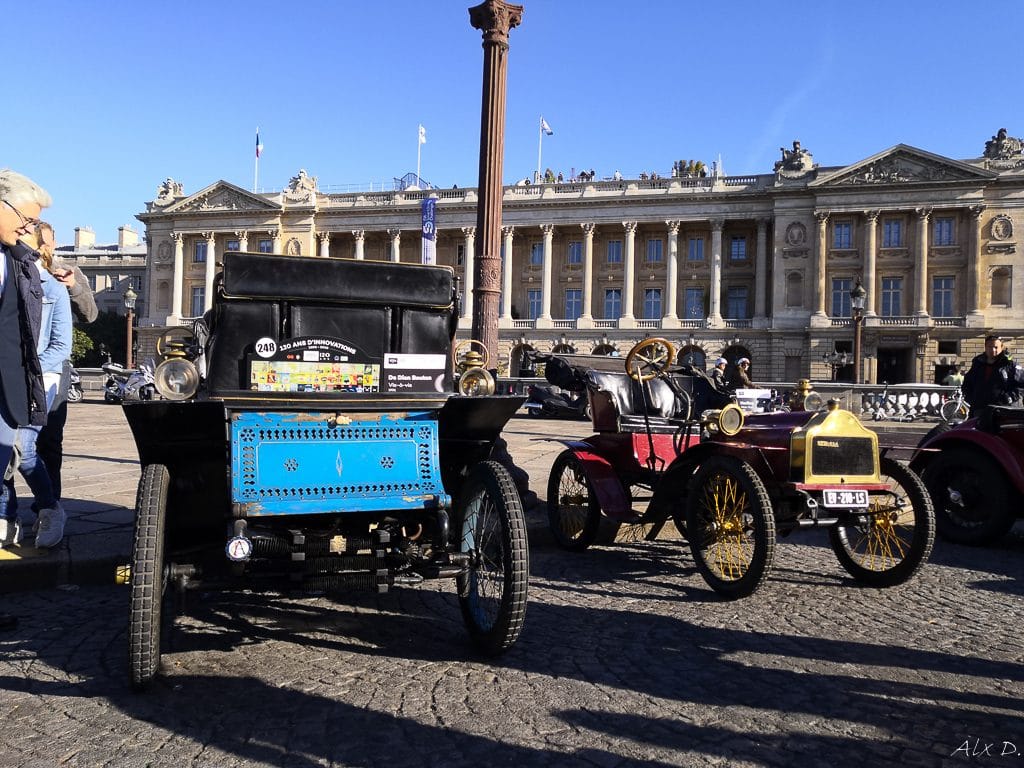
[685, 455, 776, 599]
[129, 464, 170, 690]
[547, 450, 602, 551]
[922, 449, 1017, 545]
[456, 461, 529, 656]
[66, 385, 83, 404]
[829, 457, 935, 586]
[940, 399, 969, 424]
[916, 421, 953, 449]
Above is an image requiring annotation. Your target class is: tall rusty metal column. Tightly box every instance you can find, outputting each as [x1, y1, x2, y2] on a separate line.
[469, 0, 522, 358]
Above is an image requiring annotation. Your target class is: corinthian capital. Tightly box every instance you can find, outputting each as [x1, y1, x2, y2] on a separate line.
[469, 0, 524, 46]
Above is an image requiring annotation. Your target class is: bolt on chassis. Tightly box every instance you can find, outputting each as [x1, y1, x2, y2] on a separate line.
[120, 252, 528, 689]
[546, 338, 936, 599]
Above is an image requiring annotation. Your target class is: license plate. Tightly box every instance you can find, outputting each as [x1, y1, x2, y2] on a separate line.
[822, 489, 869, 509]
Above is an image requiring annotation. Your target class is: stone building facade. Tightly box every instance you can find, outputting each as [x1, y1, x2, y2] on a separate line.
[136, 131, 1024, 384]
[54, 225, 147, 317]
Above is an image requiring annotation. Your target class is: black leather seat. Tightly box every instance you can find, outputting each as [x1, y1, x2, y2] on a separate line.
[587, 371, 692, 433]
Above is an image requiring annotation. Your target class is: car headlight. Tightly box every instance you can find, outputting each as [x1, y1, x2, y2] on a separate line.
[701, 403, 745, 436]
[803, 392, 825, 411]
[154, 359, 200, 400]
[457, 367, 495, 397]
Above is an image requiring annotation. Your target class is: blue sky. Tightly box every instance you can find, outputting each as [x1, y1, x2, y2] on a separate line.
[4, 0, 1020, 246]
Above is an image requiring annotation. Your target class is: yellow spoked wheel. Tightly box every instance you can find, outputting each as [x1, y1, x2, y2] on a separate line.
[829, 457, 935, 587]
[625, 338, 675, 381]
[547, 450, 602, 551]
[685, 456, 775, 599]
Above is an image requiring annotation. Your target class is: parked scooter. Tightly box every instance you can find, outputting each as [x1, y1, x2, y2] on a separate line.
[102, 356, 156, 403]
[67, 367, 83, 403]
[523, 353, 590, 420]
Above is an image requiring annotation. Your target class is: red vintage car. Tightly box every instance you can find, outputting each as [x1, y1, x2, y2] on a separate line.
[911, 406, 1024, 544]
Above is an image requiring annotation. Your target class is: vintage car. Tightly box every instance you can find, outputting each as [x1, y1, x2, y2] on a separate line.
[547, 339, 936, 598]
[911, 406, 1024, 544]
[120, 252, 528, 689]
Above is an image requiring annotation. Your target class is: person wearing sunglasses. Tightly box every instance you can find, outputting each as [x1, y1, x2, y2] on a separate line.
[0, 169, 55, 549]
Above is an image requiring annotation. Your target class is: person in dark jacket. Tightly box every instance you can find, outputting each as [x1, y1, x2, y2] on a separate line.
[0, 169, 52, 548]
[962, 335, 1023, 417]
[731, 357, 754, 390]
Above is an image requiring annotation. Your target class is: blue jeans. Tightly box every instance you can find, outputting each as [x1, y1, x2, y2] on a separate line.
[0, 399, 15, 522]
[2, 425, 57, 522]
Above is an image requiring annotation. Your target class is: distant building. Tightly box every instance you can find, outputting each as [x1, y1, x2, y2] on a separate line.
[136, 129, 1024, 384]
[55, 226, 147, 317]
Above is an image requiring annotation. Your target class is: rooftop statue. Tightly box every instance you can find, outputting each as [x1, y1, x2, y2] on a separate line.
[774, 140, 815, 174]
[984, 128, 1023, 160]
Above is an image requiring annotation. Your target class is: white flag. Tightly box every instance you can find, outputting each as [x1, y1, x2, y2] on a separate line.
[418, 124, 427, 144]
[540, 117, 553, 136]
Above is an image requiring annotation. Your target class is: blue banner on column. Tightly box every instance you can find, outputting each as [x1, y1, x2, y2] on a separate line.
[421, 198, 437, 265]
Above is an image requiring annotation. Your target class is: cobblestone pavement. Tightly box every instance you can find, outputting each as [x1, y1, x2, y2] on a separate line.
[1, 402, 1021, 767]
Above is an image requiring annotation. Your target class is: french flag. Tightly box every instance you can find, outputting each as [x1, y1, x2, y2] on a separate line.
[256, 128, 264, 158]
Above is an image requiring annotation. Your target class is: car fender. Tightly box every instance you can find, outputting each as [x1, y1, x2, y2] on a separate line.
[654, 441, 775, 503]
[911, 429, 1024, 496]
[553, 439, 631, 519]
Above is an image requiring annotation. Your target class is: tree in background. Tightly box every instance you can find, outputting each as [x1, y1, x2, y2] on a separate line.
[76, 310, 128, 366]
[71, 328, 93, 364]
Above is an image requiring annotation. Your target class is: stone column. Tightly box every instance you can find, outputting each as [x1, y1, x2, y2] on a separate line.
[352, 230, 365, 260]
[271, 228, 282, 255]
[318, 232, 331, 258]
[462, 226, 477, 322]
[708, 218, 724, 326]
[915, 208, 931, 317]
[170, 232, 184, 322]
[204, 232, 217, 312]
[500, 225, 514, 322]
[967, 205, 985, 325]
[863, 210, 879, 316]
[237, 230, 249, 252]
[579, 222, 595, 327]
[664, 220, 680, 323]
[388, 228, 402, 263]
[619, 221, 637, 326]
[754, 217, 769, 324]
[811, 211, 829, 323]
[538, 223, 554, 323]
[469, 0, 524, 355]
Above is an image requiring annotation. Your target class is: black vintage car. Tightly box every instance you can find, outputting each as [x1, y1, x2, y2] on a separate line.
[121, 252, 528, 689]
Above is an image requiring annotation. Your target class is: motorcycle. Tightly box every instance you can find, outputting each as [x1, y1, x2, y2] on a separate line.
[103, 358, 156, 403]
[67, 367, 83, 403]
[522, 353, 590, 420]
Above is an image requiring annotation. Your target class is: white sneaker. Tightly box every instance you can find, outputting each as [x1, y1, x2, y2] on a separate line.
[0, 518, 20, 548]
[34, 505, 66, 549]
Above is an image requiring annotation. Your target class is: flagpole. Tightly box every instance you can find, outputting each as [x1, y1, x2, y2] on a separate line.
[536, 116, 543, 183]
[254, 126, 260, 192]
[417, 127, 422, 185]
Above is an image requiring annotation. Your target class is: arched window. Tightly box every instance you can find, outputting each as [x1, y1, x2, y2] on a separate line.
[592, 343, 619, 357]
[785, 272, 803, 307]
[991, 266, 1012, 306]
[679, 345, 706, 369]
[157, 281, 170, 310]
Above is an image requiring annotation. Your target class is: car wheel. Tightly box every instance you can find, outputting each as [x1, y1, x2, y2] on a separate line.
[916, 421, 953, 449]
[829, 457, 935, 586]
[547, 450, 602, 551]
[129, 463, 171, 690]
[456, 461, 528, 656]
[685, 455, 775, 599]
[922, 449, 1017, 545]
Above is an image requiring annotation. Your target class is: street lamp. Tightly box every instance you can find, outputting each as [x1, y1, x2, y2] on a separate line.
[850, 280, 867, 384]
[124, 285, 137, 368]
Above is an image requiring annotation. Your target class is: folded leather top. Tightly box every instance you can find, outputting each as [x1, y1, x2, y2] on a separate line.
[222, 252, 456, 308]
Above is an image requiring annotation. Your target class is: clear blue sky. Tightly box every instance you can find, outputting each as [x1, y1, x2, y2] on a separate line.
[4, 0, 1020, 246]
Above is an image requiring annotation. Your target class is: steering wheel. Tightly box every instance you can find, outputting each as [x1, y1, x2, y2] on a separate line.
[453, 339, 490, 371]
[156, 328, 197, 359]
[625, 338, 675, 381]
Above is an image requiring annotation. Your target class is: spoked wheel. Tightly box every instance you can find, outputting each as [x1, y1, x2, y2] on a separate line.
[129, 463, 171, 690]
[456, 461, 529, 656]
[922, 449, 1015, 545]
[625, 337, 676, 381]
[940, 398, 969, 424]
[829, 457, 935, 586]
[547, 450, 602, 551]
[66, 385, 83, 403]
[685, 456, 775, 599]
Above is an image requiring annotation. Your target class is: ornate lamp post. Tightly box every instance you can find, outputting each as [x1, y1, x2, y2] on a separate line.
[851, 280, 867, 384]
[124, 286, 137, 368]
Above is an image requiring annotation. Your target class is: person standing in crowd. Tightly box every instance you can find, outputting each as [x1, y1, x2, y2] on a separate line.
[710, 357, 729, 391]
[731, 357, 754, 390]
[962, 335, 1023, 417]
[0, 169, 53, 549]
[942, 364, 965, 387]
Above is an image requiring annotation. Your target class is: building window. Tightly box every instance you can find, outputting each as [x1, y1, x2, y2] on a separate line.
[831, 277, 853, 317]
[687, 237, 704, 261]
[684, 287, 704, 319]
[643, 288, 662, 319]
[527, 289, 542, 319]
[833, 221, 852, 249]
[883, 219, 902, 247]
[258, 239, 273, 253]
[193, 241, 207, 263]
[567, 241, 582, 265]
[565, 289, 582, 320]
[530, 242, 543, 266]
[606, 240, 622, 264]
[604, 289, 622, 318]
[726, 286, 748, 319]
[785, 273, 803, 307]
[991, 267, 1011, 306]
[87, 274, 96, 291]
[129, 275, 143, 290]
[190, 286, 205, 317]
[881, 277, 903, 317]
[456, 244, 465, 267]
[646, 238, 663, 263]
[226, 239, 241, 252]
[932, 276, 954, 317]
[934, 217, 955, 246]
[729, 237, 747, 261]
